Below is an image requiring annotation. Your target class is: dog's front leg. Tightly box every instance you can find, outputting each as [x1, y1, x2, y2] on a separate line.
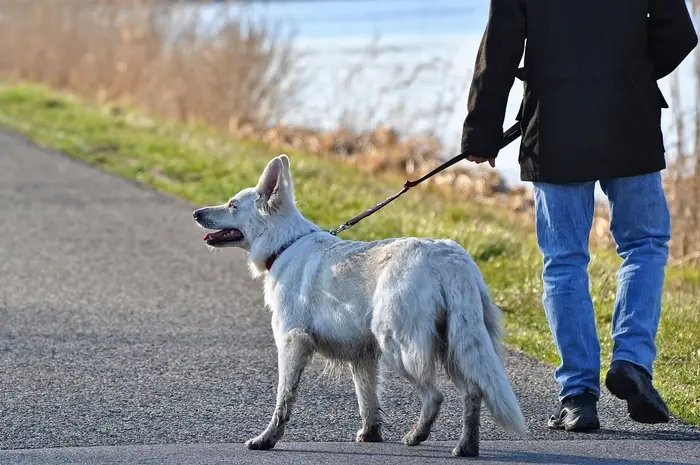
[245, 329, 315, 450]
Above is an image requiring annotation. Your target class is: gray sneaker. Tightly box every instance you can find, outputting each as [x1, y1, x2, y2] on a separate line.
[548, 392, 601, 432]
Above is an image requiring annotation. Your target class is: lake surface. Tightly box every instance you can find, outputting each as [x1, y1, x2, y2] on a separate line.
[197, 0, 697, 188]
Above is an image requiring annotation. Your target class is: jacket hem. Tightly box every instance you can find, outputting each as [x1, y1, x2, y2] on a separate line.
[520, 162, 666, 184]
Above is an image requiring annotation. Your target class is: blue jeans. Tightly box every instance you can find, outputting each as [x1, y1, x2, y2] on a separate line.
[533, 172, 670, 401]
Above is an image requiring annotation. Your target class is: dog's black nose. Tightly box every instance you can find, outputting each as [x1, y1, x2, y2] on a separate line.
[193, 210, 201, 221]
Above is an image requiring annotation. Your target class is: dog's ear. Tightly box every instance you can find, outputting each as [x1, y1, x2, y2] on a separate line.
[255, 157, 288, 212]
[279, 154, 290, 173]
[278, 154, 294, 196]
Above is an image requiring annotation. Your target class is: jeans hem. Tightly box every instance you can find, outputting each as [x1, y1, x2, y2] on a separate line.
[610, 355, 653, 378]
[559, 386, 600, 402]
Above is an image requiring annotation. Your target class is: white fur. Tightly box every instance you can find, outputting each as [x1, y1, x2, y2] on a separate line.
[193, 155, 527, 457]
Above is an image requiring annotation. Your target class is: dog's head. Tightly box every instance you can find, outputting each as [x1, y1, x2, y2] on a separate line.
[192, 154, 296, 250]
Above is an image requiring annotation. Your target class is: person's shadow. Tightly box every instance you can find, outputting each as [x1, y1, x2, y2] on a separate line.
[480, 449, 699, 465]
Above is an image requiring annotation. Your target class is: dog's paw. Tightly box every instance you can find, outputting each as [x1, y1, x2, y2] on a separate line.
[403, 425, 430, 447]
[452, 444, 479, 457]
[356, 425, 383, 443]
[245, 435, 276, 451]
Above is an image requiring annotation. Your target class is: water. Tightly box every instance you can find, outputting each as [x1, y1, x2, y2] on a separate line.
[197, 0, 697, 190]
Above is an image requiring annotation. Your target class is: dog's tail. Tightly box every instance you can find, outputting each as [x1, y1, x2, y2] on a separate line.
[444, 268, 527, 438]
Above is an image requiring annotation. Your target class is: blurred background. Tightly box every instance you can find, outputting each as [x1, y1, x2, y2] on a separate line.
[0, 0, 698, 259]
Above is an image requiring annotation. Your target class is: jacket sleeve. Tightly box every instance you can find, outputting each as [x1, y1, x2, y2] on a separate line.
[648, 0, 698, 80]
[461, 0, 526, 158]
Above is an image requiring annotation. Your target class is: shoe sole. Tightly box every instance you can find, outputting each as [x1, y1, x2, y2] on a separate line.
[605, 367, 670, 424]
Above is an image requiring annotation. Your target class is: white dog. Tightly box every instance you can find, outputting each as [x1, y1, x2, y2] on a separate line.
[193, 155, 526, 457]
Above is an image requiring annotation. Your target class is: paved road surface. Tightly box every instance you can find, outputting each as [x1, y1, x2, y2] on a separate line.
[0, 130, 698, 464]
[2, 441, 699, 465]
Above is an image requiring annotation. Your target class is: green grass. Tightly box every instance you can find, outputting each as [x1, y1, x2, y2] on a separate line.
[1, 82, 698, 426]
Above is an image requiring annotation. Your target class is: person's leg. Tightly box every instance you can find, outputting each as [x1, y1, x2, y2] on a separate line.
[534, 181, 600, 400]
[600, 172, 670, 374]
[600, 172, 670, 423]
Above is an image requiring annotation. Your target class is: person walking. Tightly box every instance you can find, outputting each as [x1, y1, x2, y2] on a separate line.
[461, 0, 698, 431]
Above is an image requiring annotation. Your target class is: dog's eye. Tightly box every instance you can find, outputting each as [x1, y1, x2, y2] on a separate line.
[228, 201, 237, 210]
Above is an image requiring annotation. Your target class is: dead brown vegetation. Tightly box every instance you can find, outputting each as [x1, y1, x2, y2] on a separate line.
[664, 0, 700, 265]
[0, 0, 299, 126]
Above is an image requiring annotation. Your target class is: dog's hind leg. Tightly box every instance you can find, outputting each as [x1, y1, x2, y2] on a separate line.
[387, 341, 443, 447]
[245, 329, 315, 451]
[402, 376, 444, 446]
[377, 330, 444, 447]
[452, 381, 482, 457]
[350, 357, 383, 443]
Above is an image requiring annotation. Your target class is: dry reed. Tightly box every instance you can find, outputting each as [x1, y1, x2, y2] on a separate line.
[665, 0, 700, 264]
[0, 0, 299, 127]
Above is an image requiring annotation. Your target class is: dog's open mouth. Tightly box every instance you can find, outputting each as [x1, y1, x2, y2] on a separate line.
[203, 229, 244, 246]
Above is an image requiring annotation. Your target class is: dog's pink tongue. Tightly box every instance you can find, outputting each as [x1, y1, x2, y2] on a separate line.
[203, 232, 222, 241]
[203, 230, 225, 241]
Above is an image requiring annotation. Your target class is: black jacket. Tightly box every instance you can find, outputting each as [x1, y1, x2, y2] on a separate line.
[461, 0, 698, 183]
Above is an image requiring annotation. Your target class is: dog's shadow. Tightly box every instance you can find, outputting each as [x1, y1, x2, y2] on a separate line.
[262, 439, 700, 465]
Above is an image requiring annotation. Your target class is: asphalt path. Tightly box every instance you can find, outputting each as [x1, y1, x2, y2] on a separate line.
[2, 441, 700, 465]
[0, 130, 698, 463]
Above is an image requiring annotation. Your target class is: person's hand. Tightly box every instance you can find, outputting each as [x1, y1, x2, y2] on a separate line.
[467, 155, 496, 168]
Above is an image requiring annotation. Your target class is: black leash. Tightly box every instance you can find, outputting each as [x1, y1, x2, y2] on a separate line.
[328, 122, 522, 236]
